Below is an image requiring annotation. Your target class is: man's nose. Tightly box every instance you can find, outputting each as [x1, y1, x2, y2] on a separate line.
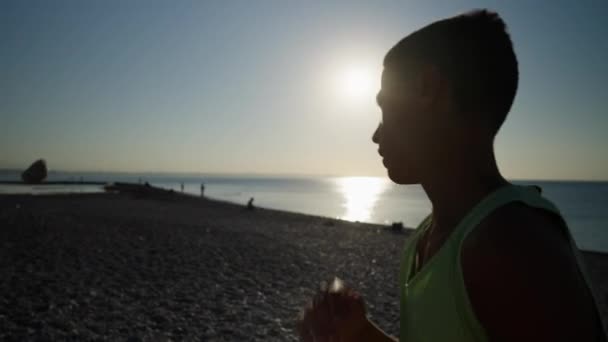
[372, 123, 382, 144]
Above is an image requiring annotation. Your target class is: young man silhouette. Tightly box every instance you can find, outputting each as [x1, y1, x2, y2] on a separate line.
[297, 9, 606, 342]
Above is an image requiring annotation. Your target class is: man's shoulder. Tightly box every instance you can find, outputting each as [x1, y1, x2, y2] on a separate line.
[460, 202, 602, 340]
[461, 201, 577, 287]
[464, 201, 570, 259]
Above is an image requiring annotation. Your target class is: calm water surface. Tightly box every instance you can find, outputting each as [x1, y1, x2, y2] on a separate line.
[1, 171, 606, 252]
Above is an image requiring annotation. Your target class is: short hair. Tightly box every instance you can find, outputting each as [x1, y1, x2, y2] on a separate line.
[384, 9, 518, 133]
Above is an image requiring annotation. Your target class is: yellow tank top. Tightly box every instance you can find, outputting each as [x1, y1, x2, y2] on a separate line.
[399, 184, 605, 341]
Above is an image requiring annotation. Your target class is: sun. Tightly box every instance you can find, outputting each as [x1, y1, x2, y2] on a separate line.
[336, 64, 380, 102]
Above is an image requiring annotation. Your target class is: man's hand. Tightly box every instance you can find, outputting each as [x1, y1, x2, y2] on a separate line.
[296, 278, 368, 342]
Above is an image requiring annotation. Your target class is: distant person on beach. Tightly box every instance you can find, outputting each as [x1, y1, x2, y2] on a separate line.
[200, 183, 205, 197]
[247, 197, 255, 210]
[180, 182, 184, 192]
[297, 9, 606, 342]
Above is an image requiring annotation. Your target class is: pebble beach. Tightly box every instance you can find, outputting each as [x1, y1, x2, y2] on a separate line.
[1, 190, 606, 341]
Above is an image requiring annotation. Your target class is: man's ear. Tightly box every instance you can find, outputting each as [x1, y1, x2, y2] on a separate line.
[413, 64, 443, 108]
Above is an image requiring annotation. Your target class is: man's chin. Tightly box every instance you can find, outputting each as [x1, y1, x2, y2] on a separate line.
[387, 168, 419, 185]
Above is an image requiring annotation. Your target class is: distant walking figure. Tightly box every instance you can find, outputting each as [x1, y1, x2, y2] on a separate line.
[247, 197, 255, 210]
[200, 183, 205, 197]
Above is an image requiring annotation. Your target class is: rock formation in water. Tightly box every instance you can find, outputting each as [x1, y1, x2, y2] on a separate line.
[21, 159, 48, 184]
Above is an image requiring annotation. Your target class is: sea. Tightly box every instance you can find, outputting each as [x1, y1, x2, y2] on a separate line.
[1, 170, 607, 253]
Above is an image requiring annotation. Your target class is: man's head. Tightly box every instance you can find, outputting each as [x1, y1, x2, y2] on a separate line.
[373, 10, 518, 184]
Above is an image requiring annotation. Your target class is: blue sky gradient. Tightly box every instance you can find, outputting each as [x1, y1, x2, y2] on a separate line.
[1, 0, 607, 180]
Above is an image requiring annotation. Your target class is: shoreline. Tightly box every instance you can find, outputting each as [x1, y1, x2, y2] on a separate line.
[3, 187, 606, 255]
[0, 181, 107, 186]
[0, 191, 606, 340]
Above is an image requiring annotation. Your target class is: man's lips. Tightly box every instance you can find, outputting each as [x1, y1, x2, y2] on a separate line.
[379, 151, 388, 166]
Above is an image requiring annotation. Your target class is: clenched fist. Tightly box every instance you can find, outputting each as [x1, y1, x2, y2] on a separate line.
[296, 277, 368, 342]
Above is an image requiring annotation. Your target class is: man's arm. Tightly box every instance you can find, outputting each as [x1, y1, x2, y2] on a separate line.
[461, 203, 605, 341]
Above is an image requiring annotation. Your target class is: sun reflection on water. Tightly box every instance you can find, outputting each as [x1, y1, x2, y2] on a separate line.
[335, 177, 388, 222]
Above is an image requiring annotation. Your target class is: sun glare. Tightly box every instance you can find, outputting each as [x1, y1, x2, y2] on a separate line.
[336, 65, 380, 103]
[336, 176, 388, 222]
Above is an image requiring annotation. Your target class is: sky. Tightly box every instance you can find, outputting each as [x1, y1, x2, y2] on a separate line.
[1, 0, 607, 180]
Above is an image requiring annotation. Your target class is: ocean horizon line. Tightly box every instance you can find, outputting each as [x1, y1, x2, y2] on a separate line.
[0, 168, 606, 183]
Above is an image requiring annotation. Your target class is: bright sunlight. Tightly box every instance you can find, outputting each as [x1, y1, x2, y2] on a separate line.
[335, 64, 380, 103]
[336, 176, 388, 222]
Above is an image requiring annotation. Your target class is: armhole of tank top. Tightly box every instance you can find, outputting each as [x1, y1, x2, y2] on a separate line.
[511, 190, 606, 336]
[525, 196, 608, 338]
[454, 185, 607, 340]
[451, 186, 525, 342]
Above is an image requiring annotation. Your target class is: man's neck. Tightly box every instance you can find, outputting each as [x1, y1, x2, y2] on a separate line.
[421, 148, 509, 233]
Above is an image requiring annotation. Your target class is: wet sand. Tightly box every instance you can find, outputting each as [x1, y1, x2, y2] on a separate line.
[0, 191, 606, 341]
